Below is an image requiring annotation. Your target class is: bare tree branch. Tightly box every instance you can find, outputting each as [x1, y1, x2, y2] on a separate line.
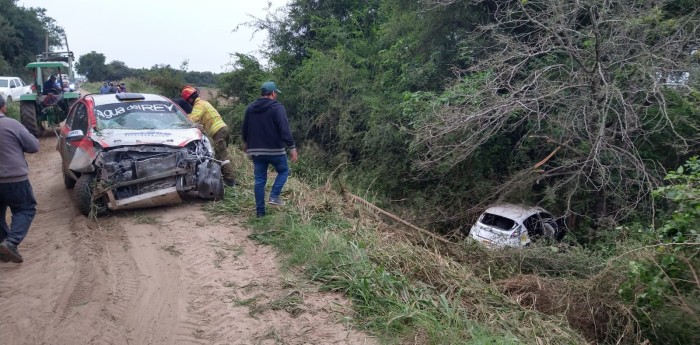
[413, 0, 700, 223]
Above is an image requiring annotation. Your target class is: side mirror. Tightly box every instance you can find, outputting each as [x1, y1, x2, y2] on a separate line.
[66, 129, 85, 142]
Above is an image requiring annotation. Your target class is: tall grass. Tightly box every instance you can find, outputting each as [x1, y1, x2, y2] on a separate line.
[79, 82, 101, 94]
[5, 101, 20, 120]
[208, 148, 586, 344]
[206, 107, 698, 345]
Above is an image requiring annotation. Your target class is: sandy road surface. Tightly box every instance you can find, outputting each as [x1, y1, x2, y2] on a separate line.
[0, 136, 375, 345]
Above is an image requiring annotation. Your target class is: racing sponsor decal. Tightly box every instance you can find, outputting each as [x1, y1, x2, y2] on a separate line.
[93, 128, 202, 148]
[95, 101, 176, 119]
[123, 131, 173, 137]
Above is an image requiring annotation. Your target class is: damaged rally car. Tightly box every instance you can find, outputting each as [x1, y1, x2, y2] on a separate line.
[58, 92, 225, 216]
[468, 204, 565, 248]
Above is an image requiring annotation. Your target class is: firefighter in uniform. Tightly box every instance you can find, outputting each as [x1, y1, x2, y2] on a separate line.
[181, 86, 237, 186]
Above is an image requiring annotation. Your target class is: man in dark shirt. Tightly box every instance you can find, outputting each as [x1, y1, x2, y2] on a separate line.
[99, 82, 110, 94]
[173, 97, 193, 114]
[42, 75, 59, 95]
[0, 97, 39, 263]
[241, 81, 298, 217]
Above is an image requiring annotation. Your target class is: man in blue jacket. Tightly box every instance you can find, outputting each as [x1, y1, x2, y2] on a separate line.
[242, 81, 298, 217]
[99, 82, 110, 94]
[0, 97, 39, 263]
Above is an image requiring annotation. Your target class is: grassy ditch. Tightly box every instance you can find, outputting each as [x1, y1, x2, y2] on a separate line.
[210, 149, 587, 344]
[209, 146, 699, 344]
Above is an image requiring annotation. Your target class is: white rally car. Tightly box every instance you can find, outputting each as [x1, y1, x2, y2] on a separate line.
[58, 93, 225, 216]
[468, 204, 564, 248]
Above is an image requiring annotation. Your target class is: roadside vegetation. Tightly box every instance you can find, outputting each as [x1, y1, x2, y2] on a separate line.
[214, 148, 699, 344]
[75, 53, 217, 89]
[211, 150, 584, 344]
[210, 0, 699, 343]
[0, 0, 64, 80]
[2, 0, 698, 343]
[80, 77, 161, 95]
[5, 101, 20, 120]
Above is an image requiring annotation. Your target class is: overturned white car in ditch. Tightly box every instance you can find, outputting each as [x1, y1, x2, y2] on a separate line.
[468, 204, 565, 248]
[58, 92, 225, 216]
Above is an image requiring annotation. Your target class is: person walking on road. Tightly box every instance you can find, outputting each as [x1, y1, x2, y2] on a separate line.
[99, 82, 110, 94]
[0, 97, 39, 263]
[241, 81, 298, 217]
[181, 86, 237, 187]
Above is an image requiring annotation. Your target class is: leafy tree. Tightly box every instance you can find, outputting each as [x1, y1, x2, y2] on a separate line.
[105, 60, 132, 81]
[0, 0, 63, 76]
[411, 0, 700, 225]
[76, 51, 108, 82]
[184, 71, 218, 87]
[218, 53, 267, 106]
[253, 0, 382, 72]
[142, 64, 186, 98]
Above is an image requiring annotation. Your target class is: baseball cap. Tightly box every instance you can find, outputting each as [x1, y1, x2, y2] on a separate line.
[261, 81, 282, 94]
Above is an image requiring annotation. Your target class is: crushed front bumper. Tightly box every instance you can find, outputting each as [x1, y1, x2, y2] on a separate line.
[94, 144, 222, 211]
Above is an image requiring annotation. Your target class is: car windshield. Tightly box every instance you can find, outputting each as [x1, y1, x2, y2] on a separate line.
[0, 80, 7, 87]
[94, 100, 194, 130]
[480, 213, 517, 231]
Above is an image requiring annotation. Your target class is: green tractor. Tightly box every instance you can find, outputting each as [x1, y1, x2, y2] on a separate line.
[19, 61, 80, 137]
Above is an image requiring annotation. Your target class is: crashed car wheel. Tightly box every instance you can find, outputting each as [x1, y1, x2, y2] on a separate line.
[73, 174, 107, 216]
[63, 169, 76, 189]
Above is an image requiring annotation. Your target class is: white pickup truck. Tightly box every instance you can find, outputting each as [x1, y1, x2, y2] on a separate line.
[0, 76, 32, 103]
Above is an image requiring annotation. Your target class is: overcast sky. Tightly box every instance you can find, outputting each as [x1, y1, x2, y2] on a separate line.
[19, 0, 289, 73]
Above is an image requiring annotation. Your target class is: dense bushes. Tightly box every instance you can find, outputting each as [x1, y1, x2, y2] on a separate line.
[225, 0, 700, 236]
[214, 0, 700, 343]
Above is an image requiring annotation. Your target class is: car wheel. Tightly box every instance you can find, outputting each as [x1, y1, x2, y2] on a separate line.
[6, 96, 12, 103]
[73, 174, 107, 216]
[543, 222, 556, 238]
[63, 169, 76, 189]
[554, 225, 567, 241]
[543, 220, 566, 241]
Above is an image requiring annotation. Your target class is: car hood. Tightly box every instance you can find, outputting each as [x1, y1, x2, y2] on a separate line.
[91, 128, 203, 148]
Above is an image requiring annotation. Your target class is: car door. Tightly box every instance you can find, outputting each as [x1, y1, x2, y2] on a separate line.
[59, 101, 78, 168]
[60, 101, 90, 173]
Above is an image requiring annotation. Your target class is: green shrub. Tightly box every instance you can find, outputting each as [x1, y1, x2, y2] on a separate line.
[5, 101, 20, 120]
[617, 157, 700, 343]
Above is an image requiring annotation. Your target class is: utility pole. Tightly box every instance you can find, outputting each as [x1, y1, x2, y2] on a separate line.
[64, 32, 74, 79]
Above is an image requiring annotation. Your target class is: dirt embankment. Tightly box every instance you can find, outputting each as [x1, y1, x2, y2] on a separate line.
[0, 137, 375, 345]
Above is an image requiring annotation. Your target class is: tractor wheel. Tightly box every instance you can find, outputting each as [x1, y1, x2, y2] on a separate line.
[20, 102, 45, 138]
[73, 174, 107, 217]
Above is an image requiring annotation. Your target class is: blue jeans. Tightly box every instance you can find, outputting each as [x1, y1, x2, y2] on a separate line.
[0, 180, 37, 246]
[252, 155, 289, 216]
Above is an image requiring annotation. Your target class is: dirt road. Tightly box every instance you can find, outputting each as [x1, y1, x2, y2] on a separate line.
[0, 137, 375, 345]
